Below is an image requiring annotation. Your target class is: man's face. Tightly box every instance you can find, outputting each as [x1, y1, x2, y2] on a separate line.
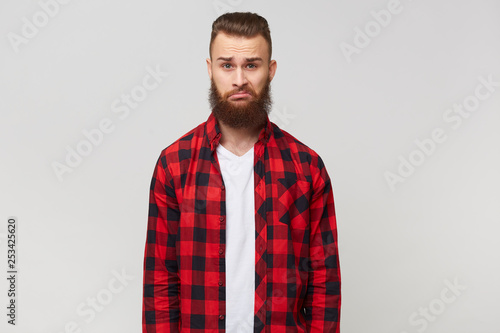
[207, 32, 277, 129]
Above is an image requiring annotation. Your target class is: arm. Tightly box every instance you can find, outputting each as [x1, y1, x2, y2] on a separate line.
[303, 156, 341, 332]
[142, 154, 181, 332]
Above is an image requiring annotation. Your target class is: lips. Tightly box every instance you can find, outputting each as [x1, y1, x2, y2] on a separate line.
[230, 91, 251, 99]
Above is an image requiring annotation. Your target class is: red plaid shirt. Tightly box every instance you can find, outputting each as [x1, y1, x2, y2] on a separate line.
[143, 113, 341, 332]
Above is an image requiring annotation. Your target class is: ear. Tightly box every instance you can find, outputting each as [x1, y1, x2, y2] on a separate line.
[268, 59, 277, 82]
[206, 58, 213, 79]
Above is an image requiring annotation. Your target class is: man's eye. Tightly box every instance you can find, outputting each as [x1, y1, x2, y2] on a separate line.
[247, 64, 256, 69]
[222, 64, 232, 69]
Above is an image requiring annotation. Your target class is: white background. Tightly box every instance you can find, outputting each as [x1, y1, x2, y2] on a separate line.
[1, 0, 499, 332]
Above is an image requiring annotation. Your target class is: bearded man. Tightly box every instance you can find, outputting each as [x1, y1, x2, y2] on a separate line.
[142, 12, 341, 333]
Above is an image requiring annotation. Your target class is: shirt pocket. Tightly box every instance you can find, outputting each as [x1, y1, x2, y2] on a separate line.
[276, 178, 311, 229]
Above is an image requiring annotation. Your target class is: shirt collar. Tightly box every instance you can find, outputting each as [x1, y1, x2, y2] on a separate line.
[205, 112, 272, 152]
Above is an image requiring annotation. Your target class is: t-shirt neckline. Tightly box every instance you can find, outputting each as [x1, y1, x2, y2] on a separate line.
[217, 143, 254, 160]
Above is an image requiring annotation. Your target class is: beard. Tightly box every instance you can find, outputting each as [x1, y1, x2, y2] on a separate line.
[208, 76, 272, 129]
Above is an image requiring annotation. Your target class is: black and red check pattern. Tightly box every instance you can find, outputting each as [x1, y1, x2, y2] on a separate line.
[143, 112, 341, 332]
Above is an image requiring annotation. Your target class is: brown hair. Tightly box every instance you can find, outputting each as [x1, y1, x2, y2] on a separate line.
[209, 12, 272, 62]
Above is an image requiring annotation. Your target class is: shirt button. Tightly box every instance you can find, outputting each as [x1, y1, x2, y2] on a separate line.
[221, 185, 225, 190]
[260, 246, 263, 251]
[219, 248, 224, 255]
[219, 216, 224, 222]
[218, 281, 223, 286]
[219, 315, 224, 320]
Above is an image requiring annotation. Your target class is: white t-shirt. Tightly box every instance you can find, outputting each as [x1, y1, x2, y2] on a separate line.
[216, 143, 255, 332]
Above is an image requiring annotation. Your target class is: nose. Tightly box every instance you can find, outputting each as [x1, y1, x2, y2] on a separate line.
[233, 67, 248, 88]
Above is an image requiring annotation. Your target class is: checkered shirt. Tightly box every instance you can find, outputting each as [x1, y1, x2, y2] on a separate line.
[143, 112, 341, 332]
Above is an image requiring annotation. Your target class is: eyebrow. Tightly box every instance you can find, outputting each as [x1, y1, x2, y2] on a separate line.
[216, 57, 263, 62]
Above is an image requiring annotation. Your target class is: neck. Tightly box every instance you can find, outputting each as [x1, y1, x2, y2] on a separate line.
[218, 120, 264, 156]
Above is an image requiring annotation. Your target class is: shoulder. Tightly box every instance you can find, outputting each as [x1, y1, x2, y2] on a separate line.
[156, 120, 206, 171]
[272, 124, 333, 199]
[162, 120, 206, 155]
[271, 123, 326, 170]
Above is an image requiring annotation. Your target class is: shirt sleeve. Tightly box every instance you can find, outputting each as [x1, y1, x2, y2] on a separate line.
[303, 156, 341, 332]
[143, 154, 181, 332]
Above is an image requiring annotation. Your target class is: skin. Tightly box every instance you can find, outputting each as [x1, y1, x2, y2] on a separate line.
[206, 32, 277, 156]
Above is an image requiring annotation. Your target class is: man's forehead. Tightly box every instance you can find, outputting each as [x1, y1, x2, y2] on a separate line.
[212, 32, 268, 59]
